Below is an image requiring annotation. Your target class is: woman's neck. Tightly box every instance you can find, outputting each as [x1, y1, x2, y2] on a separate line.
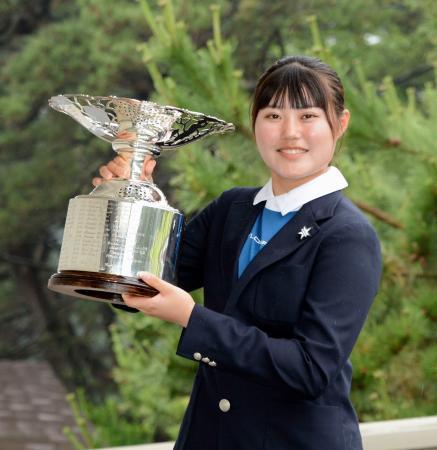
[271, 167, 329, 196]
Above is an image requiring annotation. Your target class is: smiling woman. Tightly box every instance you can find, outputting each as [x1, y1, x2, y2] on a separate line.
[252, 55, 350, 194]
[96, 55, 382, 450]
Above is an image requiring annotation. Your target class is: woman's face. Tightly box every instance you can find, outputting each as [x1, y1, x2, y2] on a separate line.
[254, 99, 349, 195]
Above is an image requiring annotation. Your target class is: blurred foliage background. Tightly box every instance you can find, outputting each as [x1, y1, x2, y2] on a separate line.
[0, 0, 436, 447]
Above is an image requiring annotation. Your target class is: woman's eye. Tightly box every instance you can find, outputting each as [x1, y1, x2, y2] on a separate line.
[267, 113, 280, 119]
[302, 113, 316, 119]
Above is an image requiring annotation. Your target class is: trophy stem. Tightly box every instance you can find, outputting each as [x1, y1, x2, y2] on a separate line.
[117, 144, 160, 181]
[129, 151, 147, 181]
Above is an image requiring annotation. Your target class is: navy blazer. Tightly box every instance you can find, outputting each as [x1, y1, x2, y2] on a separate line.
[173, 187, 382, 450]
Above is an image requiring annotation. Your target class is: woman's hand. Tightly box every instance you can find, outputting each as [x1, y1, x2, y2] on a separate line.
[92, 154, 156, 187]
[122, 272, 196, 328]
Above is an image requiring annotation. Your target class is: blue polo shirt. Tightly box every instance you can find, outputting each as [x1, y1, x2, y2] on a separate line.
[238, 208, 296, 277]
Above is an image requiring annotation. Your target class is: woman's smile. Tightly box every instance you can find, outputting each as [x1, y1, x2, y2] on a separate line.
[277, 147, 309, 158]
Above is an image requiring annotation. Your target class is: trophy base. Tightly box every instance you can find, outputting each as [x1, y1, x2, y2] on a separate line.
[48, 270, 159, 304]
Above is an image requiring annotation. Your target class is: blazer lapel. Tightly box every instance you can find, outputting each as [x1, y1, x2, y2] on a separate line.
[222, 190, 343, 314]
[221, 197, 265, 296]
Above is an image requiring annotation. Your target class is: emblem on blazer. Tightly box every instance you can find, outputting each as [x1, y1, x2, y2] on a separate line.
[298, 226, 312, 240]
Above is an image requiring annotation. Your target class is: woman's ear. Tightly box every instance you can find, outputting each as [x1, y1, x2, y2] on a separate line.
[337, 109, 350, 138]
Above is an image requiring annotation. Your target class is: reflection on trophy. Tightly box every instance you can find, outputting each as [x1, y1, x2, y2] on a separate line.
[47, 95, 234, 304]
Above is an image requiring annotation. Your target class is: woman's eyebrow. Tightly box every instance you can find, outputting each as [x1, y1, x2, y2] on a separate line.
[265, 105, 320, 110]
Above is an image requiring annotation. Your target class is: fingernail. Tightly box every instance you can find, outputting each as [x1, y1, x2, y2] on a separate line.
[137, 271, 149, 278]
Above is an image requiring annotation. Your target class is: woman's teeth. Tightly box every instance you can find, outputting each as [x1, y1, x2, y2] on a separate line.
[279, 149, 307, 154]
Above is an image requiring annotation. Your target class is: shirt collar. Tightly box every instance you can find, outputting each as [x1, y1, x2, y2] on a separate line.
[253, 166, 348, 215]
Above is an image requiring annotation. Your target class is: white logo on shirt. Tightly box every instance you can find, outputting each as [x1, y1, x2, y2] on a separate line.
[249, 233, 267, 246]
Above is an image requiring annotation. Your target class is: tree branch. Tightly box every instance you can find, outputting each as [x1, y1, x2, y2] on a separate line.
[351, 198, 404, 229]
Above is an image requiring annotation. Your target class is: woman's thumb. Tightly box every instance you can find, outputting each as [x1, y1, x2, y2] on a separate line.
[137, 271, 170, 292]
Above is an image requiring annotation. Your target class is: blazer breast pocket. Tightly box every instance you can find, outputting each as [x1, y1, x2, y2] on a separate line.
[253, 263, 309, 325]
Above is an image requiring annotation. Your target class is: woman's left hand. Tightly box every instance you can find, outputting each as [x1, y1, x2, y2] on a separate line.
[122, 272, 195, 328]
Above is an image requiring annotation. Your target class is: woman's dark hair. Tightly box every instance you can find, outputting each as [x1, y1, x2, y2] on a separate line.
[251, 56, 345, 133]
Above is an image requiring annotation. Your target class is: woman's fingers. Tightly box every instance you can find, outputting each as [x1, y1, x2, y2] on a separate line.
[92, 153, 156, 186]
[92, 177, 103, 187]
[142, 158, 156, 182]
[121, 271, 195, 327]
[107, 159, 131, 178]
[122, 293, 156, 311]
[98, 164, 115, 179]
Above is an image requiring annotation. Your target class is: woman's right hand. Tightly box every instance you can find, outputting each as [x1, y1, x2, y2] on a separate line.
[92, 154, 157, 187]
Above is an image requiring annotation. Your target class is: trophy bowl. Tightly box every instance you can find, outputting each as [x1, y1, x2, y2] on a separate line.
[47, 94, 234, 305]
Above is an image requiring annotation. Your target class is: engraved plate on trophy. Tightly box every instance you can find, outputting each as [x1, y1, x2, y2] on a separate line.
[47, 94, 234, 304]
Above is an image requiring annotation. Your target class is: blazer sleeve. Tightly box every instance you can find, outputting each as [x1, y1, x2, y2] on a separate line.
[176, 221, 382, 399]
[176, 194, 221, 293]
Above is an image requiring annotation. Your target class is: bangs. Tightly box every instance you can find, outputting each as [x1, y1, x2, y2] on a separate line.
[251, 56, 345, 132]
[259, 64, 328, 111]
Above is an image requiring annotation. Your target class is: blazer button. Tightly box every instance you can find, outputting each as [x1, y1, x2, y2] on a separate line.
[193, 352, 202, 361]
[219, 399, 231, 412]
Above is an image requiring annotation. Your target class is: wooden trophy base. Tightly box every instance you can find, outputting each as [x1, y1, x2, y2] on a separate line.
[48, 270, 159, 304]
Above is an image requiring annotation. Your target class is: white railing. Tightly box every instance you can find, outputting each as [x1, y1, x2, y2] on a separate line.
[360, 416, 437, 450]
[94, 415, 437, 450]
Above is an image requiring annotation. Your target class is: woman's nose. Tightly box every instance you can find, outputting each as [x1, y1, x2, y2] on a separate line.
[281, 116, 302, 139]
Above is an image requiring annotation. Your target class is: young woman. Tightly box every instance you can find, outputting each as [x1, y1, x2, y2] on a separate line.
[94, 55, 382, 450]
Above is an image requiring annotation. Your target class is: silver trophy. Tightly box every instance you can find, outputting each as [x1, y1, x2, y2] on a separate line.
[47, 94, 234, 304]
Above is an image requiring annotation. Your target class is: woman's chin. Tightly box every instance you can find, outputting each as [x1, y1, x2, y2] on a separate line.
[271, 169, 327, 192]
